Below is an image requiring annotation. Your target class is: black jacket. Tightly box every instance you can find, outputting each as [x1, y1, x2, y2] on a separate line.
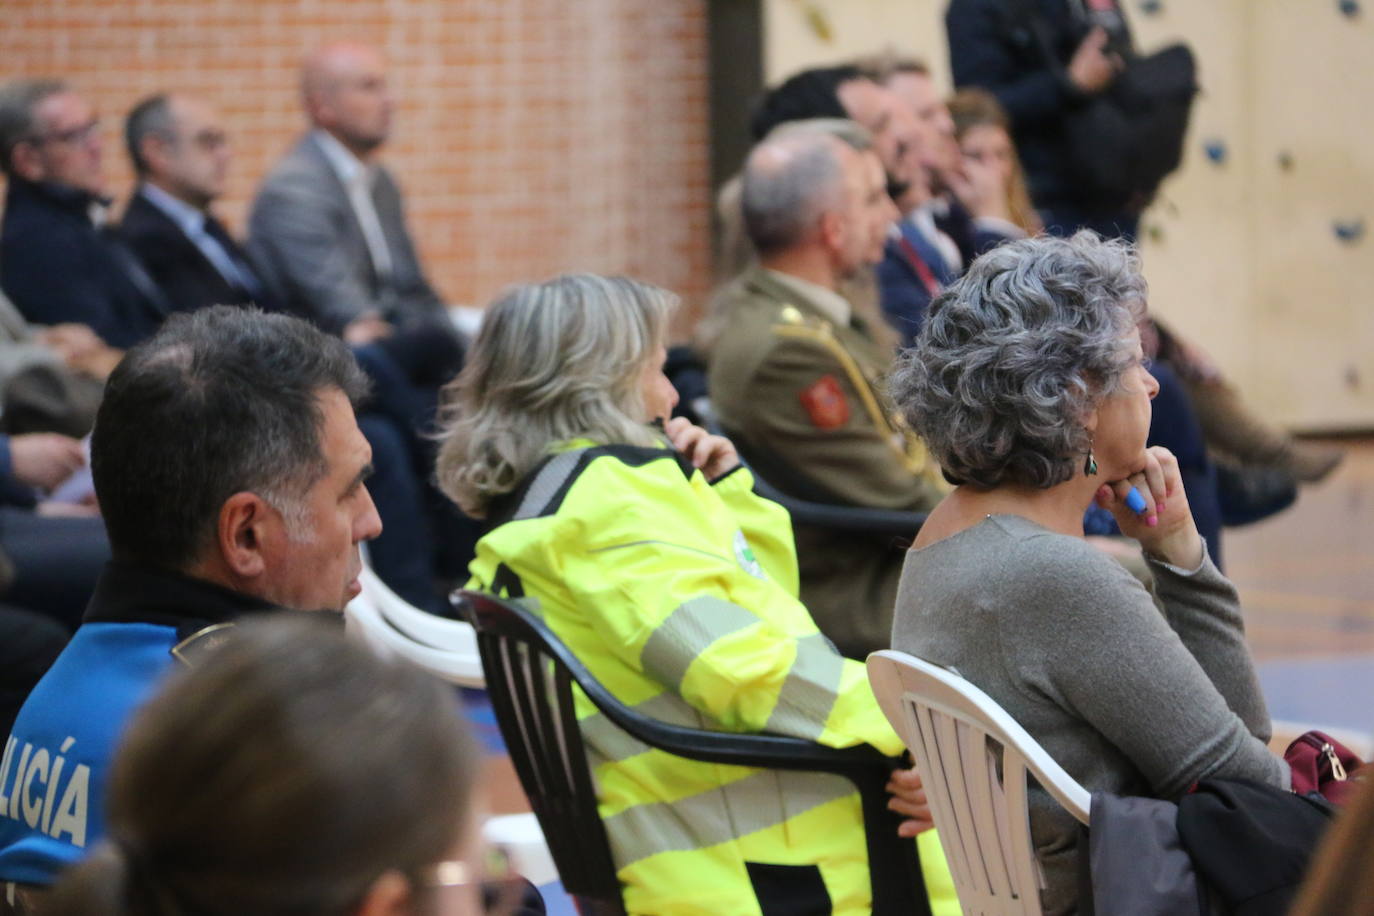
[946, 0, 1133, 210]
[0, 179, 171, 347]
[120, 190, 281, 316]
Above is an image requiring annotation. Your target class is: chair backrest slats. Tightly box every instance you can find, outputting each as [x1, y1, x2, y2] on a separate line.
[915, 704, 972, 893]
[477, 626, 626, 912]
[868, 651, 1091, 916]
[935, 712, 989, 896]
[959, 716, 1016, 901]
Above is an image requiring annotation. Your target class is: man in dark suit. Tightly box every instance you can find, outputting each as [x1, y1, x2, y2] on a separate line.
[120, 93, 277, 314]
[117, 92, 461, 616]
[247, 43, 449, 349]
[0, 79, 171, 348]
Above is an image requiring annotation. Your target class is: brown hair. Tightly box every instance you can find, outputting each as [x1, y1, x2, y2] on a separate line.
[43, 616, 479, 916]
[1288, 775, 1374, 916]
[946, 88, 1042, 236]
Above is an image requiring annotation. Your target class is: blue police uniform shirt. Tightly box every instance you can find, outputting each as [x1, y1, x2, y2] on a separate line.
[0, 562, 279, 885]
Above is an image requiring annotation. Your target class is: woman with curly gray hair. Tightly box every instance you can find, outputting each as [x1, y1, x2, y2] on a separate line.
[889, 232, 1288, 914]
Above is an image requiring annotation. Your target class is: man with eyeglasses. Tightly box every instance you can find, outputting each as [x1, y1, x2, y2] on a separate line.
[0, 80, 172, 348]
[119, 93, 281, 317]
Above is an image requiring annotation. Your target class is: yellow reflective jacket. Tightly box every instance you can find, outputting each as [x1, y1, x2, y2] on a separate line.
[468, 442, 956, 916]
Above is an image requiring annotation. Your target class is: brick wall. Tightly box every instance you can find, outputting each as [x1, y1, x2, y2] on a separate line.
[2, 0, 712, 335]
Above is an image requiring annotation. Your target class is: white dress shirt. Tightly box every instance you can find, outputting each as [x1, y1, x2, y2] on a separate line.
[312, 129, 394, 280]
[138, 182, 257, 294]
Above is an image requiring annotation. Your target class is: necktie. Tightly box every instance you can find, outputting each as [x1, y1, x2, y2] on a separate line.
[200, 216, 262, 298]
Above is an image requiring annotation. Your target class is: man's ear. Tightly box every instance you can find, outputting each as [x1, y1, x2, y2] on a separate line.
[818, 209, 845, 255]
[140, 133, 172, 177]
[10, 141, 45, 183]
[217, 491, 272, 580]
[354, 870, 411, 916]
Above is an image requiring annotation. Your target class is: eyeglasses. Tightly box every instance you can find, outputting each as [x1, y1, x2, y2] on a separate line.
[414, 845, 528, 914]
[26, 117, 101, 148]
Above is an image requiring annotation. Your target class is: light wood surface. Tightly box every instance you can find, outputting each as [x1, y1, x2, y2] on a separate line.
[1229, 438, 1374, 661]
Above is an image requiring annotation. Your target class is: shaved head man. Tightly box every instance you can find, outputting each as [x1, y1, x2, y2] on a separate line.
[301, 43, 394, 160]
[247, 42, 449, 341]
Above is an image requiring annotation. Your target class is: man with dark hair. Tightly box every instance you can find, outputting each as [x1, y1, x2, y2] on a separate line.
[0, 79, 171, 347]
[751, 65, 926, 205]
[119, 93, 277, 315]
[749, 66, 857, 139]
[708, 127, 945, 660]
[118, 92, 469, 615]
[0, 307, 383, 890]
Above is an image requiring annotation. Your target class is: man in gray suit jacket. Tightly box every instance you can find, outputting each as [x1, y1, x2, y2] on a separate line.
[247, 43, 446, 344]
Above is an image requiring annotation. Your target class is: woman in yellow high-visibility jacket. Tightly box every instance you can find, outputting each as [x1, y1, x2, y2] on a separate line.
[437, 274, 956, 916]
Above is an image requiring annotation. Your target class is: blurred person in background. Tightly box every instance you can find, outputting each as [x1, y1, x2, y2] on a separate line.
[43, 616, 518, 916]
[946, 0, 1138, 238]
[0, 80, 171, 348]
[120, 94, 279, 315]
[947, 87, 1043, 247]
[709, 127, 945, 660]
[248, 42, 458, 362]
[250, 43, 479, 589]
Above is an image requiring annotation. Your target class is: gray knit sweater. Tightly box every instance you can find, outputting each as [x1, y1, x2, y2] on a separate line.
[891, 514, 1289, 915]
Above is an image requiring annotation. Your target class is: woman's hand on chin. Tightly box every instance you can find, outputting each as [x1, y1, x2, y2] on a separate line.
[1095, 446, 1205, 569]
[664, 417, 741, 480]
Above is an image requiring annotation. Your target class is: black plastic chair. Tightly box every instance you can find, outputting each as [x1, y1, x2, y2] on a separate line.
[746, 464, 929, 537]
[455, 590, 931, 916]
[707, 419, 928, 538]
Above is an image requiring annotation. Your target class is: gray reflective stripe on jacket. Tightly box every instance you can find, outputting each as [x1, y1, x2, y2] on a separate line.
[602, 768, 855, 868]
[580, 598, 856, 868]
[512, 449, 587, 521]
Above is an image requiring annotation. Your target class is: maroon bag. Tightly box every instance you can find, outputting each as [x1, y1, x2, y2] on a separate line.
[1284, 730, 1365, 805]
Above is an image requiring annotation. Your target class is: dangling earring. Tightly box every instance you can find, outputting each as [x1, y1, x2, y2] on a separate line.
[1084, 444, 1098, 476]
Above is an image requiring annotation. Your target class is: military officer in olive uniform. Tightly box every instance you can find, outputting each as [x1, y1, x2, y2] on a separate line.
[707, 125, 946, 660]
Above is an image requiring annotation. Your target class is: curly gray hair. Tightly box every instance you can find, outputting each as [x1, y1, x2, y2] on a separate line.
[890, 231, 1147, 489]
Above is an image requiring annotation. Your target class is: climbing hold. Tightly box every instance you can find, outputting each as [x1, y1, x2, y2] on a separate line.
[1277, 151, 1294, 172]
[1333, 219, 1365, 244]
[1139, 0, 1163, 14]
[1338, 0, 1360, 19]
[1146, 223, 1165, 243]
[1203, 140, 1227, 165]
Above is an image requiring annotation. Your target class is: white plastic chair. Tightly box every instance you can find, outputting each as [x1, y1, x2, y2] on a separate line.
[344, 570, 557, 892]
[867, 650, 1091, 916]
[344, 565, 485, 686]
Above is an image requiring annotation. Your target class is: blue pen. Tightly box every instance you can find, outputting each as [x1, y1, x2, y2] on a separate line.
[1124, 487, 1149, 514]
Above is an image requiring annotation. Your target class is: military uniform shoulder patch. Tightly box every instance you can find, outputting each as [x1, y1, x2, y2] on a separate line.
[799, 374, 849, 429]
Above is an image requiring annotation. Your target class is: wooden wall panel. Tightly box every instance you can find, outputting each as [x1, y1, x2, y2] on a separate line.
[764, 0, 1374, 430]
